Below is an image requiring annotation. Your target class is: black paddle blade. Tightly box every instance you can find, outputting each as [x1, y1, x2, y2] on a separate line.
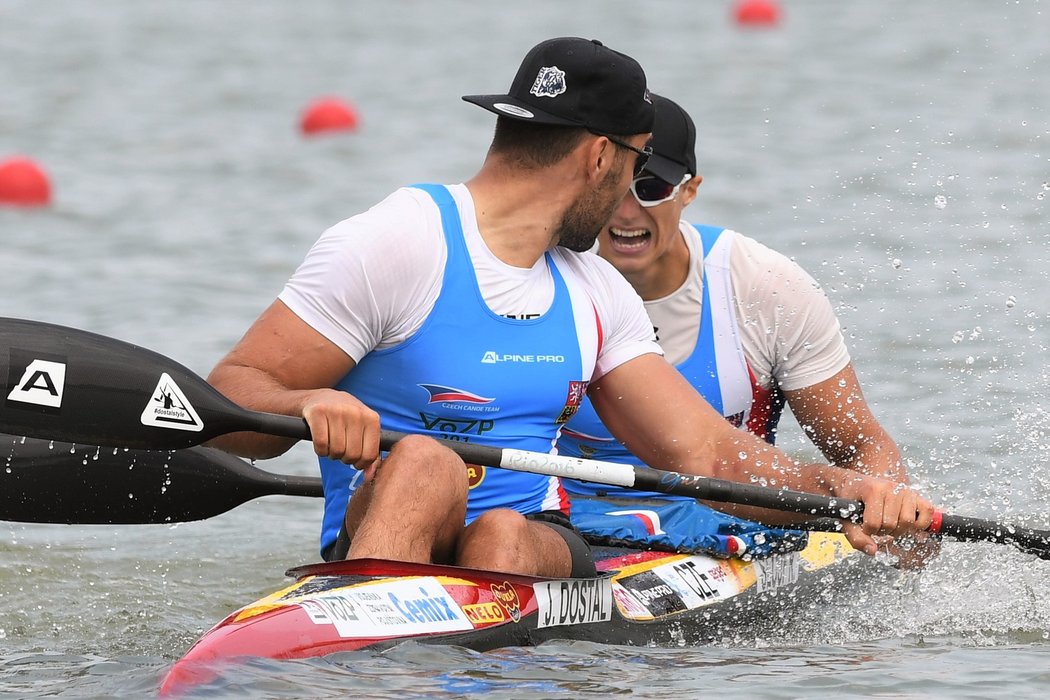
[0, 434, 323, 524]
[0, 317, 307, 449]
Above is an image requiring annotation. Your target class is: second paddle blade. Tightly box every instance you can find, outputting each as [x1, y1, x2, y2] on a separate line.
[0, 434, 323, 524]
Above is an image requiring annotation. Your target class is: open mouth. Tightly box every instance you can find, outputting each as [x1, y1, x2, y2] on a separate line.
[608, 227, 651, 252]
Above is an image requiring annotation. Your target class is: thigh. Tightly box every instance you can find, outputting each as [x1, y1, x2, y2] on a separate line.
[525, 512, 597, 578]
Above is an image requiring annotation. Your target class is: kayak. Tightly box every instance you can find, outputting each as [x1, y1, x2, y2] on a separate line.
[159, 531, 854, 695]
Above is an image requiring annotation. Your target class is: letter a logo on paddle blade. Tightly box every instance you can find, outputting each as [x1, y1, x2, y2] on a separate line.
[7, 359, 66, 408]
[140, 373, 203, 432]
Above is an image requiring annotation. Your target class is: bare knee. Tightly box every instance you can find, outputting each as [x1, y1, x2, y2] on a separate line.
[457, 510, 533, 572]
[382, 435, 468, 497]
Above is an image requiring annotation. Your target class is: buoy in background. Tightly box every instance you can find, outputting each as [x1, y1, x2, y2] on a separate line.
[733, 0, 781, 27]
[299, 97, 360, 136]
[0, 156, 52, 207]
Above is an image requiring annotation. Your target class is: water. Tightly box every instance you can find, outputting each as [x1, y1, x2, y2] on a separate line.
[2, 0, 1049, 696]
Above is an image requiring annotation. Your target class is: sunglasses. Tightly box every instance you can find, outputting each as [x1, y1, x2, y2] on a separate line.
[630, 173, 691, 207]
[591, 132, 653, 176]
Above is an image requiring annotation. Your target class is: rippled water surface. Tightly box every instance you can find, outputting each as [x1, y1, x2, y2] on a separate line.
[2, 1, 1049, 697]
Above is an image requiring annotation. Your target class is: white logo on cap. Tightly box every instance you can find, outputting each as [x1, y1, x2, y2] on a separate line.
[530, 66, 567, 98]
[493, 103, 535, 119]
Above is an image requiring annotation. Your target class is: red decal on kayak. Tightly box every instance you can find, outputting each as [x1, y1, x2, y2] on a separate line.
[491, 582, 521, 622]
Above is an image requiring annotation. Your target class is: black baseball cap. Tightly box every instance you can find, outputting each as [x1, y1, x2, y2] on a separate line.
[644, 94, 697, 184]
[463, 37, 654, 136]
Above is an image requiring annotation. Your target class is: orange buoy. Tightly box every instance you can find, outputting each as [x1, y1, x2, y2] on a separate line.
[299, 97, 360, 136]
[0, 156, 51, 207]
[733, 0, 781, 26]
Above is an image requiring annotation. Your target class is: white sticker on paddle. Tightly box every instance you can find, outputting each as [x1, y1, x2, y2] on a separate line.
[140, 373, 203, 432]
[7, 359, 66, 408]
[534, 577, 613, 629]
[753, 552, 800, 593]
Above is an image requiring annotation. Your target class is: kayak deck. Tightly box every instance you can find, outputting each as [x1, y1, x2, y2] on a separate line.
[160, 532, 853, 694]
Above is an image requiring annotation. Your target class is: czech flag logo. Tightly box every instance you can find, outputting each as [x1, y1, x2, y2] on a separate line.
[418, 384, 494, 404]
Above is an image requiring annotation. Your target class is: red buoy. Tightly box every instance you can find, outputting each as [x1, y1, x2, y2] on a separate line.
[0, 157, 51, 207]
[299, 97, 360, 136]
[733, 0, 781, 26]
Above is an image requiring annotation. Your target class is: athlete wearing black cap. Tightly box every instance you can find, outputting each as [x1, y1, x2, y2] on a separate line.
[208, 40, 938, 578]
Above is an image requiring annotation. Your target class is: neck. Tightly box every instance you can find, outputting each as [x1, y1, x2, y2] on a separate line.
[464, 159, 579, 268]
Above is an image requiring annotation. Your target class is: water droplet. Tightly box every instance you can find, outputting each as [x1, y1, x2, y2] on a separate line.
[965, 356, 975, 365]
[892, 258, 902, 269]
[934, 194, 947, 209]
[1006, 296, 1016, 309]
[738, 451, 749, 460]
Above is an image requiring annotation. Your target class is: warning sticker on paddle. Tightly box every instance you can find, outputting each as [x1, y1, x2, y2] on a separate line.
[140, 373, 203, 432]
[752, 551, 800, 593]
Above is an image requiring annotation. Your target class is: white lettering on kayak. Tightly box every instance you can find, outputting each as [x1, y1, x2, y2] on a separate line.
[7, 359, 66, 408]
[651, 557, 741, 609]
[140, 373, 203, 432]
[534, 578, 612, 629]
[753, 552, 800, 593]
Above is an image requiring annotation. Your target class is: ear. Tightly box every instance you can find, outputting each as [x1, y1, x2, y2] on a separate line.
[583, 135, 615, 185]
[679, 174, 703, 208]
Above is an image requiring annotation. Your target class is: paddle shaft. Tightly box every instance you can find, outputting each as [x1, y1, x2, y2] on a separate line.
[3, 317, 1048, 557]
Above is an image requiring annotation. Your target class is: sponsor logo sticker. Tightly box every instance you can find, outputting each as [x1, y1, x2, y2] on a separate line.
[651, 557, 736, 609]
[300, 577, 472, 638]
[463, 602, 506, 625]
[534, 577, 612, 629]
[753, 552, 800, 593]
[7, 359, 66, 408]
[491, 582, 521, 623]
[615, 570, 687, 617]
[140, 373, 203, 432]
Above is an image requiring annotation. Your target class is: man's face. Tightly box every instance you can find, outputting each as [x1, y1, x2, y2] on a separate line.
[556, 135, 650, 253]
[597, 171, 696, 277]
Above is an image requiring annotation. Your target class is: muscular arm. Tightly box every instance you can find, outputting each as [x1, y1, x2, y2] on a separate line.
[785, 363, 907, 483]
[786, 363, 941, 567]
[207, 300, 380, 468]
[589, 353, 935, 555]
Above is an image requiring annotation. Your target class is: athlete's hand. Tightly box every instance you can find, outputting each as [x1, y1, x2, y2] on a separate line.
[832, 473, 936, 556]
[300, 389, 382, 473]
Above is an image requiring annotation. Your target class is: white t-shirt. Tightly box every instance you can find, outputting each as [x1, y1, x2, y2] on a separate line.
[633, 222, 850, 393]
[279, 184, 661, 381]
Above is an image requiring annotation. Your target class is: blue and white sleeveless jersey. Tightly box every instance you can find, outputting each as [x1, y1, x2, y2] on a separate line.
[559, 225, 765, 499]
[316, 185, 599, 554]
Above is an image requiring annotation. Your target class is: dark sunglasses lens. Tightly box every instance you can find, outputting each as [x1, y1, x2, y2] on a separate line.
[634, 150, 650, 176]
[634, 176, 674, 202]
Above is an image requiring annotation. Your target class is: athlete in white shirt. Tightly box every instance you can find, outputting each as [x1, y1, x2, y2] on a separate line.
[206, 40, 937, 578]
[562, 93, 937, 567]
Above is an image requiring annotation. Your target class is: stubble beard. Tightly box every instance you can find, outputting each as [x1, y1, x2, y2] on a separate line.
[555, 165, 625, 253]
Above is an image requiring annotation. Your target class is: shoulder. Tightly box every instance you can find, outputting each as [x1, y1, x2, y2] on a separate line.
[724, 229, 829, 300]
